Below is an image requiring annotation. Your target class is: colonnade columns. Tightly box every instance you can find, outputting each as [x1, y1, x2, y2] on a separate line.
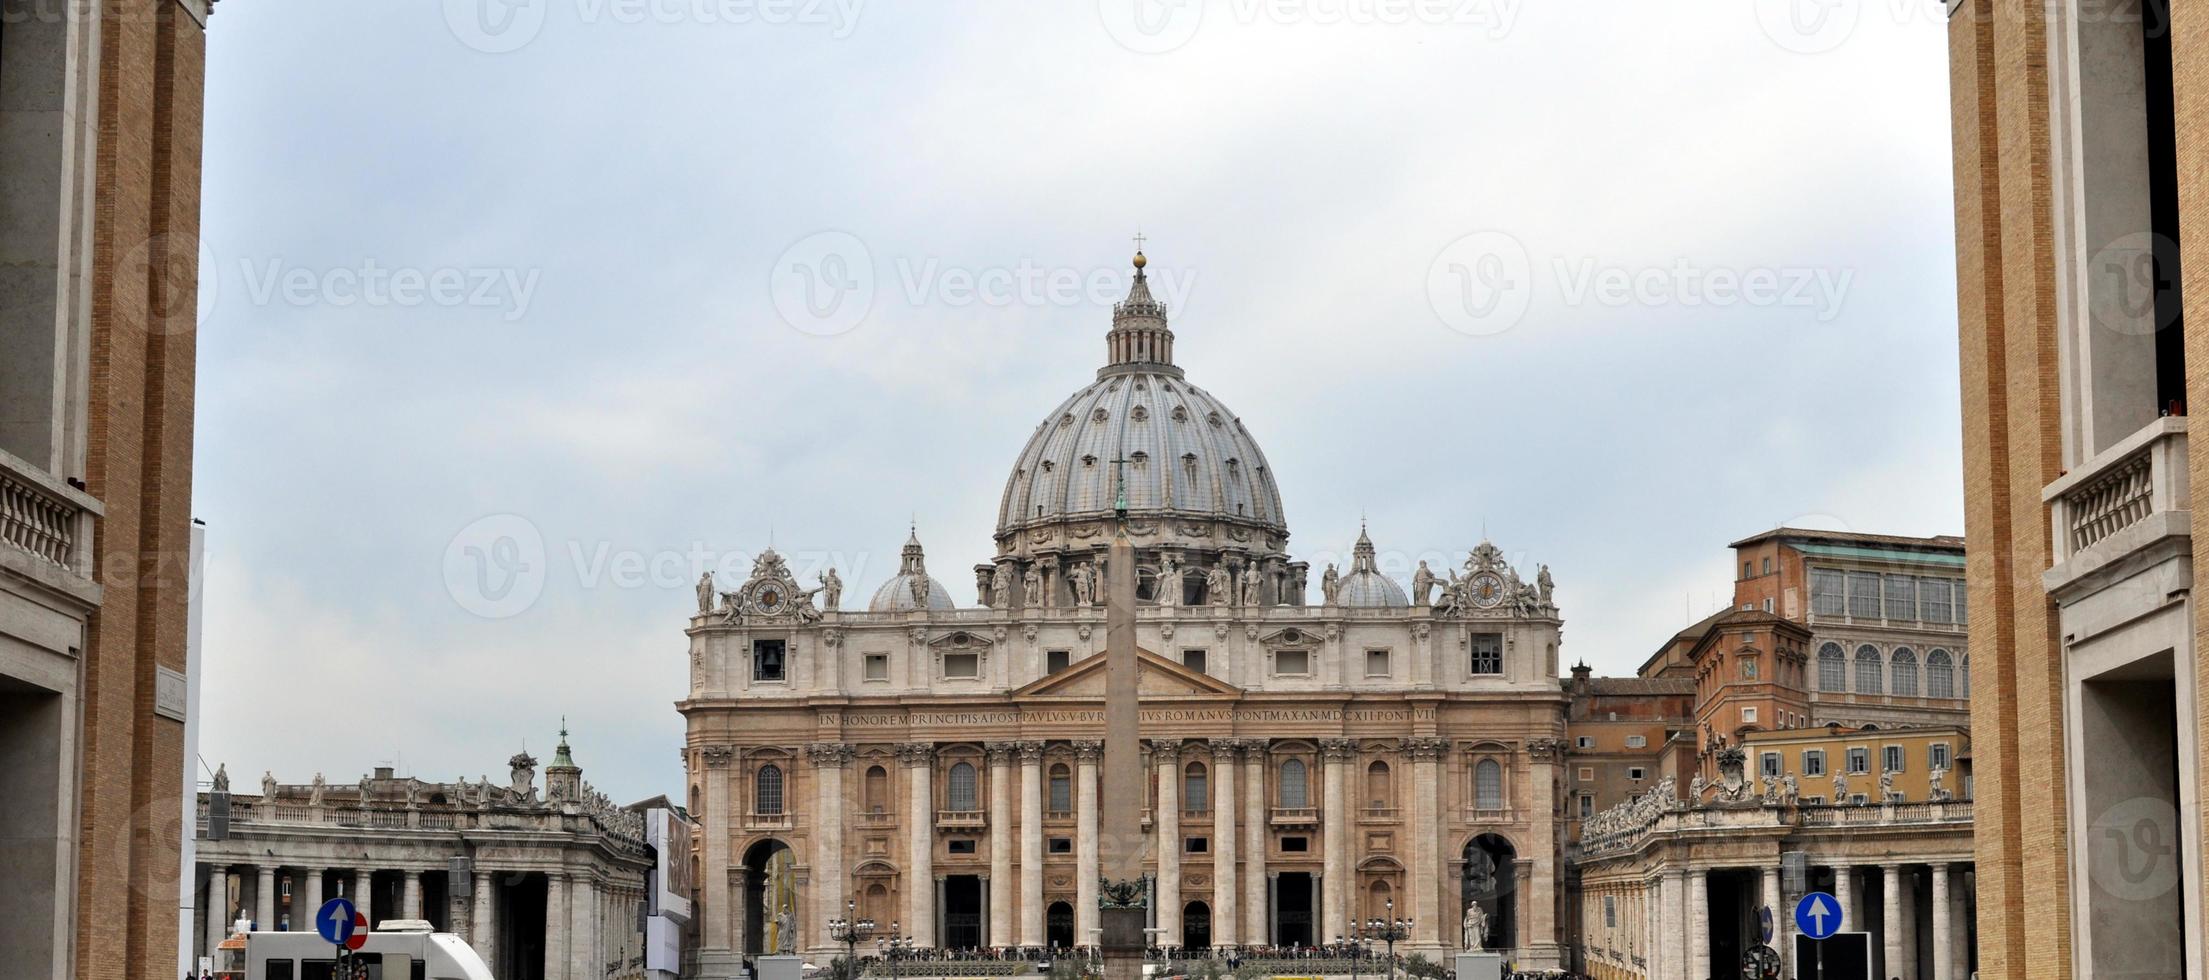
[810, 742, 852, 955]
[545, 873, 570, 980]
[1832, 864, 1854, 936]
[1686, 870, 1709, 980]
[1156, 739, 1183, 946]
[986, 742, 1017, 950]
[700, 745, 735, 954]
[302, 871, 323, 931]
[571, 873, 598, 980]
[404, 871, 424, 920]
[1524, 739, 1562, 961]
[1241, 742, 1269, 945]
[1018, 742, 1046, 948]
[255, 866, 277, 929]
[900, 744, 938, 948]
[1208, 739, 1239, 948]
[1658, 869, 1685, 980]
[472, 871, 496, 972]
[1930, 863, 1952, 980]
[1406, 737, 1446, 949]
[1882, 864, 1905, 980]
[205, 866, 231, 950]
[1761, 864, 1787, 979]
[1074, 740, 1102, 946]
[1319, 738, 1353, 944]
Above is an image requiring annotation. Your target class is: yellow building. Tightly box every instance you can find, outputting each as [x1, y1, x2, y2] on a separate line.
[1738, 726, 1970, 807]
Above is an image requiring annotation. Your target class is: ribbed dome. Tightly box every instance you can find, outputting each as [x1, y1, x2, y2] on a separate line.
[996, 254, 1286, 543]
[868, 530, 957, 611]
[1334, 526, 1408, 607]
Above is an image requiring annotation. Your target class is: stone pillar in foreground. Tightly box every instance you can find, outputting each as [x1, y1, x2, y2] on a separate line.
[255, 866, 276, 930]
[901, 744, 937, 947]
[545, 873, 569, 980]
[1241, 742, 1269, 945]
[1319, 739, 1354, 943]
[810, 742, 852, 956]
[1930, 863, 1952, 980]
[205, 865, 230, 951]
[1687, 870, 1709, 980]
[987, 742, 1017, 949]
[1019, 741, 1047, 948]
[472, 870, 496, 971]
[1075, 740, 1103, 944]
[1155, 739, 1182, 946]
[1209, 739, 1239, 949]
[1883, 864, 1905, 980]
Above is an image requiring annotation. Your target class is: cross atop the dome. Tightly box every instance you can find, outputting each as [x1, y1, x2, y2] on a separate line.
[1132, 230, 1146, 253]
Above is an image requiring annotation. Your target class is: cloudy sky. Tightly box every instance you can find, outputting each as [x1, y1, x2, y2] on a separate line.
[192, 0, 1962, 803]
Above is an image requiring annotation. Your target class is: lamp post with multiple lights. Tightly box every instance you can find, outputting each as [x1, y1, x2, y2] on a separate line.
[1360, 900, 1414, 980]
[828, 901, 880, 977]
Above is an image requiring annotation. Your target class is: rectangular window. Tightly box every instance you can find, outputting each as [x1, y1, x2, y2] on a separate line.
[1920, 578, 1953, 624]
[1930, 743, 1952, 771]
[753, 640, 787, 682]
[943, 653, 980, 679]
[1761, 752, 1782, 778]
[1883, 745, 1905, 773]
[1802, 750, 1826, 777]
[1049, 837, 1072, 854]
[1273, 650, 1311, 675]
[1741, 706, 1758, 724]
[1801, 796, 1825, 806]
[1953, 581, 1968, 624]
[1763, 597, 1774, 613]
[1578, 795, 1594, 818]
[1576, 736, 1595, 749]
[1625, 735, 1647, 749]
[1365, 649, 1391, 677]
[1762, 557, 1772, 575]
[1884, 575, 1918, 621]
[863, 653, 889, 681]
[1809, 568, 1846, 616]
[1578, 766, 1594, 781]
[1280, 836, 1308, 853]
[1851, 794, 1869, 805]
[1604, 895, 1617, 928]
[1469, 633, 1503, 675]
[1185, 836, 1208, 854]
[1046, 649, 1071, 674]
[1743, 561, 1754, 579]
[1181, 649, 1207, 673]
[1628, 767, 1646, 781]
[947, 839, 977, 855]
[1846, 748, 1870, 774]
[1847, 572, 1883, 619]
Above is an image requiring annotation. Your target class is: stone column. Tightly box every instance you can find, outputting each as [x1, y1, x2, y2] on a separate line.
[1319, 739, 1354, 944]
[1241, 742, 1269, 945]
[1406, 738, 1445, 948]
[1523, 739, 1563, 964]
[1687, 870, 1708, 980]
[987, 742, 1017, 950]
[546, 873, 570, 980]
[1657, 869, 1683, 980]
[731, 868, 755, 961]
[1267, 874, 1280, 944]
[1019, 742, 1046, 949]
[302, 871, 323, 931]
[255, 866, 277, 930]
[572, 874, 598, 980]
[1929, 863, 1952, 980]
[811, 742, 852, 955]
[902, 744, 938, 947]
[353, 869, 375, 927]
[206, 865, 230, 950]
[404, 870, 424, 920]
[935, 876, 949, 947]
[1209, 740, 1239, 948]
[1762, 864, 1787, 978]
[1882, 864, 1904, 980]
[1155, 739, 1182, 946]
[1074, 740, 1103, 946]
[701, 745, 735, 955]
[1833, 864, 1854, 938]
[473, 871, 497, 969]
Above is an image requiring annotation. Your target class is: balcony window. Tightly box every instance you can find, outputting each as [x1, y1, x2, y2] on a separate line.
[1365, 760, 1391, 806]
[1279, 759, 1309, 808]
[1846, 572, 1883, 619]
[1184, 762, 1209, 812]
[1274, 650, 1311, 676]
[947, 762, 979, 811]
[1882, 745, 1905, 774]
[755, 765, 785, 816]
[1846, 748, 1869, 775]
[1810, 569, 1845, 616]
[1802, 750, 1826, 777]
[944, 653, 980, 679]
[1579, 795, 1593, 818]
[1048, 764, 1072, 812]
[1474, 759, 1504, 810]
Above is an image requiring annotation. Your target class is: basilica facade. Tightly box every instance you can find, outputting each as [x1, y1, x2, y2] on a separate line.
[678, 254, 1572, 977]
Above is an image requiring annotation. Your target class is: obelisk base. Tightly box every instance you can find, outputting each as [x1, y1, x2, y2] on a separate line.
[1100, 906, 1147, 980]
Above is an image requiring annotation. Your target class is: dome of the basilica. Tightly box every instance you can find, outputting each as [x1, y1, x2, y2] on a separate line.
[868, 530, 957, 611]
[995, 254, 1287, 544]
[1332, 526, 1408, 607]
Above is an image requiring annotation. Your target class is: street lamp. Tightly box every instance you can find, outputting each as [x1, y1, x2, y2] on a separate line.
[829, 901, 879, 977]
[1360, 899, 1414, 980]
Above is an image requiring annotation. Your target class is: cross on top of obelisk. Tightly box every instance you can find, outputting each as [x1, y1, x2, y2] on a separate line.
[1110, 454, 1131, 520]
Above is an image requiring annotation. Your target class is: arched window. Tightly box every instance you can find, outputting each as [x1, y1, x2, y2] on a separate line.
[1474, 759, 1504, 810]
[1854, 644, 1884, 695]
[1960, 655, 1971, 698]
[1049, 764, 1072, 813]
[755, 764, 784, 816]
[1817, 643, 1846, 692]
[1366, 760, 1392, 808]
[1184, 762, 1209, 812]
[1891, 647, 1919, 696]
[947, 761, 979, 811]
[1926, 650, 1955, 699]
[1279, 759, 1309, 808]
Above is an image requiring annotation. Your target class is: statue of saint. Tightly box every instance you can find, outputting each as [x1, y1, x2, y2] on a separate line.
[1156, 555, 1179, 608]
[1462, 903, 1488, 950]
[1832, 771, 1849, 802]
[1412, 561, 1438, 605]
[261, 771, 278, 799]
[309, 773, 326, 807]
[1879, 767, 1897, 802]
[775, 907, 796, 954]
[989, 564, 1012, 608]
[359, 774, 374, 803]
[1321, 563, 1341, 604]
[1206, 565, 1232, 606]
[1928, 766, 1950, 800]
[212, 764, 230, 793]
[1242, 568, 1262, 606]
[696, 571, 716, 614]
[819, 567, 843, 611]
[1023, 563, 1045, 607]
[1537, 564, 1554, 604]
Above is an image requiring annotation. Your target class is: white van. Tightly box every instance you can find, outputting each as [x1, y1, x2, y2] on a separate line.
[243, 920, 493, 980]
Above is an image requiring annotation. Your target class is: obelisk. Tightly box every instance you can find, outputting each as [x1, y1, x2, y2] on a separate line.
[1098, 463, 1147, 980]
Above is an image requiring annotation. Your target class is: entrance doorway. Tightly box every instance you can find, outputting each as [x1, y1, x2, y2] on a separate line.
[493, 872, 547, 980]
[1047, 901, 1075, 950]
[743, 839, 798, 957]
[943, 875, 983, 949]
[1183, 901, 1211, 950]
[1275, 872, 1315, 947]
[1463, 835, 1516, 951]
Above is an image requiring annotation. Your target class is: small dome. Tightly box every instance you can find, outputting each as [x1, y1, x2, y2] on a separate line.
[868, 529, 957, 612]
[1336, 525, 1409, 607]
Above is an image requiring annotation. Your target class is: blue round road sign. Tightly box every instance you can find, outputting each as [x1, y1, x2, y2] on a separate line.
[1793, 891, 1843, 940]
[316, 897, 358, 945]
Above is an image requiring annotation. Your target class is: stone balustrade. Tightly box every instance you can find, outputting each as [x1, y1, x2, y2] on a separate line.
[0, 446, 100, 579]
[2044, 416, 2189, 564]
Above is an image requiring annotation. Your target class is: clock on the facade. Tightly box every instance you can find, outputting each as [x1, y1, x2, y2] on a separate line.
[1470, 572, 1506, 608]
[750, 583, 787, 614]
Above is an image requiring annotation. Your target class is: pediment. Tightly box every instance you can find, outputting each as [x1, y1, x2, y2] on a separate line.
[1013, 648, 1242, 699]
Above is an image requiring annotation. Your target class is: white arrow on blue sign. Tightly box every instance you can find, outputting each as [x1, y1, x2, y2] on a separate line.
[1792, 891, 1842, 940]
[316, 897, 357, 946]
